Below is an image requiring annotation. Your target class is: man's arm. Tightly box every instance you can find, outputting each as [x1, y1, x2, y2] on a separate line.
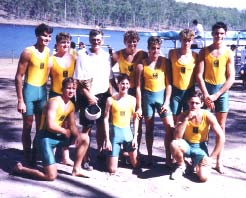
[161, 58, 172, 113]
[196, 48, 215, 110]
[15, 49, 30, 114]
[131, 97, 139, 148]
[104, 97, 112, 151]
[135, 63, 143, 118]
[206, 111, 225, 159]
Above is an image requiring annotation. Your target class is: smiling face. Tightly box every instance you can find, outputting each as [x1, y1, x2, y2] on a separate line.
[148, 43, 161, 59]
[90, 34, 104, 51]
[212, 28, 226, 44]
[38, 31, 52, 47]
[62, 82, 76, 99]
[118, 78, 130, 94]
[56, 38, 71, 53]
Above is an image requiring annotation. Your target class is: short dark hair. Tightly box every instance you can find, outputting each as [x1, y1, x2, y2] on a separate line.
[192, 19, 198, 25]
[147, 36, 162, 49]
[117, 74, 130, 83]
[89, 29, 104, 39]
[35, 23, 53, 37]
[62, 77, 75, 90]
[187, 90, 204, 103]
[123, 30, 140, 43]
[212, 22, 227, 32]
[56, 32, 71, 43]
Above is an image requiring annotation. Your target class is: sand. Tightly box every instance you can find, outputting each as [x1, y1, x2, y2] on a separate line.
[0, 58, 245, 198]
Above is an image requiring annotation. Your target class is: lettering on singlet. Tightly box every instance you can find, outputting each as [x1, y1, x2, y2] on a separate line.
[213, 60, 219, 67]
[193, 127, 199, 133]
[59, 115, 66, 122]
[128, 65, 134, 72]
[120, 111, 126, 116]
[63, 70, 68, 77]
[180, 67, 186, 73]
[40, 62, 44, 69]
[152, 72, 158, 79]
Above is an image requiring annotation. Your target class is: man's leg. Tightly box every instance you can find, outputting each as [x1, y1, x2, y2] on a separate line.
[14, 162, 58, 181]
[72, 133, 90, 177]
[22, 115, 34, 163]
[215, 112, 228, 173]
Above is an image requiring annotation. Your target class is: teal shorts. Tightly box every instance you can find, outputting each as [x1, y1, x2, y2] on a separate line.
[35, 130, 73, 166]
[205, 82, 229, 112]
[170, 86, 195, 115]
[183, 140, 208, 166]
[108, 125, 135, 157]
[23, 83, 47, 116]
[143, 89, 172, 118]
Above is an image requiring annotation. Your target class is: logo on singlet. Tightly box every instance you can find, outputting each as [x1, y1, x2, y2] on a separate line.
[193, 127, 199, 133]
[128, 65, 134, 72]
[63, 70, 68, 77]
[120, 111, 125, 116]
[40, 62, 44, 69]
[180, 67, 186, 73]
[153, 73, 158, 79]
[59, 115, 66, 121]
[213, 60, 219, 67]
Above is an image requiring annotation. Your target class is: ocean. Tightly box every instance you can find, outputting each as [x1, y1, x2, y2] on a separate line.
[0, 23, 176, 59]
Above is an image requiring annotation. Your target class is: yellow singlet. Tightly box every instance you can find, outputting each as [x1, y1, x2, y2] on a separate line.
[39, 96, 74, 130]
[111, 95, 135, 128]
[24, 46, 50, 86]
[143, 57, 167, 92]
[118, 50, 146, 88]
[183, 110, 210, 143]
[50, 56, 75, 94]
[204, 47, 230, 85]
[170, 49, 197, 90]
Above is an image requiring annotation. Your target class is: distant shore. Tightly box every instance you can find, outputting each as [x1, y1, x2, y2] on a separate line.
[0, 18, 155, 32]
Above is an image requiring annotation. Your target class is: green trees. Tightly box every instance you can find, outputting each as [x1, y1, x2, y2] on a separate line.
[0, 0, 246, 30]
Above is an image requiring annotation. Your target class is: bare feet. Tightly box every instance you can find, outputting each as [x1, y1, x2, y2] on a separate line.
[61, 158, 74, 166]
[214, 164, 225, 174]
[72, 168, 90, 178]
[13, 162, 23, 174]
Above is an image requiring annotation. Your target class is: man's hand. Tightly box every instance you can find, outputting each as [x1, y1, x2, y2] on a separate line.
[105, 139, 112, 151]
[17, 101, 26, 114]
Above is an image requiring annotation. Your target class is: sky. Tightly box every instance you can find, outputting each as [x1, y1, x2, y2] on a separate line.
[176, 0, 246, 10]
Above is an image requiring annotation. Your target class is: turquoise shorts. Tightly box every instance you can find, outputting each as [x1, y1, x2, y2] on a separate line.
[108, 125, 135, 157]
[23, 83, 47, 116]
[170, 86, 195, 116]
[143, 89, 172, 118]
[35, 130, 73, 166]
[205, 82, 229, 112]
[183, 140, 208, 166]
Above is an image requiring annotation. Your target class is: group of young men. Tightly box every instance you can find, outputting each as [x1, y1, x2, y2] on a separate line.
[13, 21, 234, 182]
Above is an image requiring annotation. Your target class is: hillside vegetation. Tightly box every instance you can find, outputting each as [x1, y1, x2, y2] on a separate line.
[0, 0, 246, 31]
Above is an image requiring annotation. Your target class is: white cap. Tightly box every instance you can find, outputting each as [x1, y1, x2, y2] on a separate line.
[85, 104, 101, 120]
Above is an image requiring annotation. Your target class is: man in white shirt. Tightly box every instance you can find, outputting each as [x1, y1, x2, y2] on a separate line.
[73, 29, 114, 167]
[192, 19, 204, 39]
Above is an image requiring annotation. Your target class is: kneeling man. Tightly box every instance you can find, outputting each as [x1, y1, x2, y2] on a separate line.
[170, 90, 225, 182]
[14, 77, 89, 180]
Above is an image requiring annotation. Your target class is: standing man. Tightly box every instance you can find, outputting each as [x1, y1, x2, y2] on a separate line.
[169, 29, 198, 124]
[15, 23, 53, 164]
[73, 29, 114, 167]
[196, 22, 235, 173]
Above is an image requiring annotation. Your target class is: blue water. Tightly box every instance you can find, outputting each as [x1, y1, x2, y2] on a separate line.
[0, 23, 175, 58]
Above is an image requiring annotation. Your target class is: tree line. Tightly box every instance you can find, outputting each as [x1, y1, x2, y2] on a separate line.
[1, 0, 246, 31]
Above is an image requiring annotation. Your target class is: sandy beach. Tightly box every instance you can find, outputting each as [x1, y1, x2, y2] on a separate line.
[0, 58, 245, 198]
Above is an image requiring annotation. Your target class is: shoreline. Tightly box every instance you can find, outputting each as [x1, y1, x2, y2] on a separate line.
[0, 18, 156, 32]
